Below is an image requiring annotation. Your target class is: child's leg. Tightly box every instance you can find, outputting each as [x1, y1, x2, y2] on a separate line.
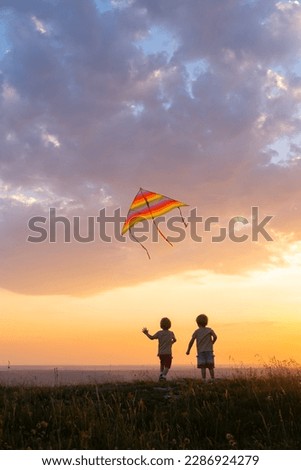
[162, 355, 172, 376]
[206, 352, 215, 380]
[201, 367, 206, 380]
[159, 356, 166, 380]
[159, 355, 171, 379]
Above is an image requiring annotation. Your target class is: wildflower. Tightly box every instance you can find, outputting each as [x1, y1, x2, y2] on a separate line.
[226, 433, 237, 449]
[36, 421, 48, 430]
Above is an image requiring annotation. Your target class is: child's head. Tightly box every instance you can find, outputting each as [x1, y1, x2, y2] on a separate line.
[160, 317, 171, 330]
[196, 314, 208, 327]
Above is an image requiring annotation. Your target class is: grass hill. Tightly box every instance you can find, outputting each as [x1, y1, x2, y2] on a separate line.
[1, 362, 301, 449]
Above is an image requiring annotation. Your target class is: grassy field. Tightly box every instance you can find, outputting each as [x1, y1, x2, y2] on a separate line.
[1, 364, 301, 450]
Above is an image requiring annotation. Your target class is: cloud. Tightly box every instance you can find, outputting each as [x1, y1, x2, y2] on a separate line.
[1, 0, 301, 295]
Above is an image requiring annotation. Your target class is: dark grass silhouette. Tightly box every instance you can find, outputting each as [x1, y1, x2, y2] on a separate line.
[1, 361, 301, 450]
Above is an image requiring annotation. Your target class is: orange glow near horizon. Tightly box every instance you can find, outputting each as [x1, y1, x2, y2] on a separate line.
[1, 249, 301, 368]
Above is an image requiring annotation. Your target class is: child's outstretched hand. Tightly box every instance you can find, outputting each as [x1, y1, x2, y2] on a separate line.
[142, 327, 148, 334]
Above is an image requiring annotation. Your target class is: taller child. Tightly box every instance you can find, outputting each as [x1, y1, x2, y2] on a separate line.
[186, 314, 217, 380]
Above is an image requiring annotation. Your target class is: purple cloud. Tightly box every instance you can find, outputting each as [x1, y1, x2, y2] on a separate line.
[1, 0, 301, 295]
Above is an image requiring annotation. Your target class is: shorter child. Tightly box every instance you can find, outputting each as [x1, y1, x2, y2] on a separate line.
[142, 317, 176, 381]
[186, 314, 217, 380]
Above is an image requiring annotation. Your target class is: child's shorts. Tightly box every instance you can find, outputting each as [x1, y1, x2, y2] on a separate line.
[159, 354, 172, 368]
[197, 351, 215, 369]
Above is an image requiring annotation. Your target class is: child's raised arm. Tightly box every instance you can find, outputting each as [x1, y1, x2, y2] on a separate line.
[142, 327, 155, 340]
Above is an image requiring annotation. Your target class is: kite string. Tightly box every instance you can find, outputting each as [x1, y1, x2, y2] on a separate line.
[153, 220, 173, 246]
[178, 207, 188, 227]
[129, 227, 151, 259]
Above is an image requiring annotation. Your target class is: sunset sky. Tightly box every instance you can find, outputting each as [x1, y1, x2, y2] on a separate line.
[1, 0, 301, 367]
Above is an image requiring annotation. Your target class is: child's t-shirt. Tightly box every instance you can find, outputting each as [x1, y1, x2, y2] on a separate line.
[152, 330, 176, 355]
[192, 327, 217, 353]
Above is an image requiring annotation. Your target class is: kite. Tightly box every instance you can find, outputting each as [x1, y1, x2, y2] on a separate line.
[122, 187, 188, 258]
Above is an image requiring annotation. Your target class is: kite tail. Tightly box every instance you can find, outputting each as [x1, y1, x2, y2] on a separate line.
[153, 220, 173, 247]
[178, 207, 188, 228]
[129, 228, 151, 259]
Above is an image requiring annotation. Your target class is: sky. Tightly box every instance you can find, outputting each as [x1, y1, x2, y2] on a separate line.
[1, 0, 301, 367]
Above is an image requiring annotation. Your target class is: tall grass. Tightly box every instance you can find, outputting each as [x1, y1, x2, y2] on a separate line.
[1, 363, 301, 449]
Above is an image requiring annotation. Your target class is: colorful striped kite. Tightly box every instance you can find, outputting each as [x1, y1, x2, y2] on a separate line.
[122, 188, 188, 258]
